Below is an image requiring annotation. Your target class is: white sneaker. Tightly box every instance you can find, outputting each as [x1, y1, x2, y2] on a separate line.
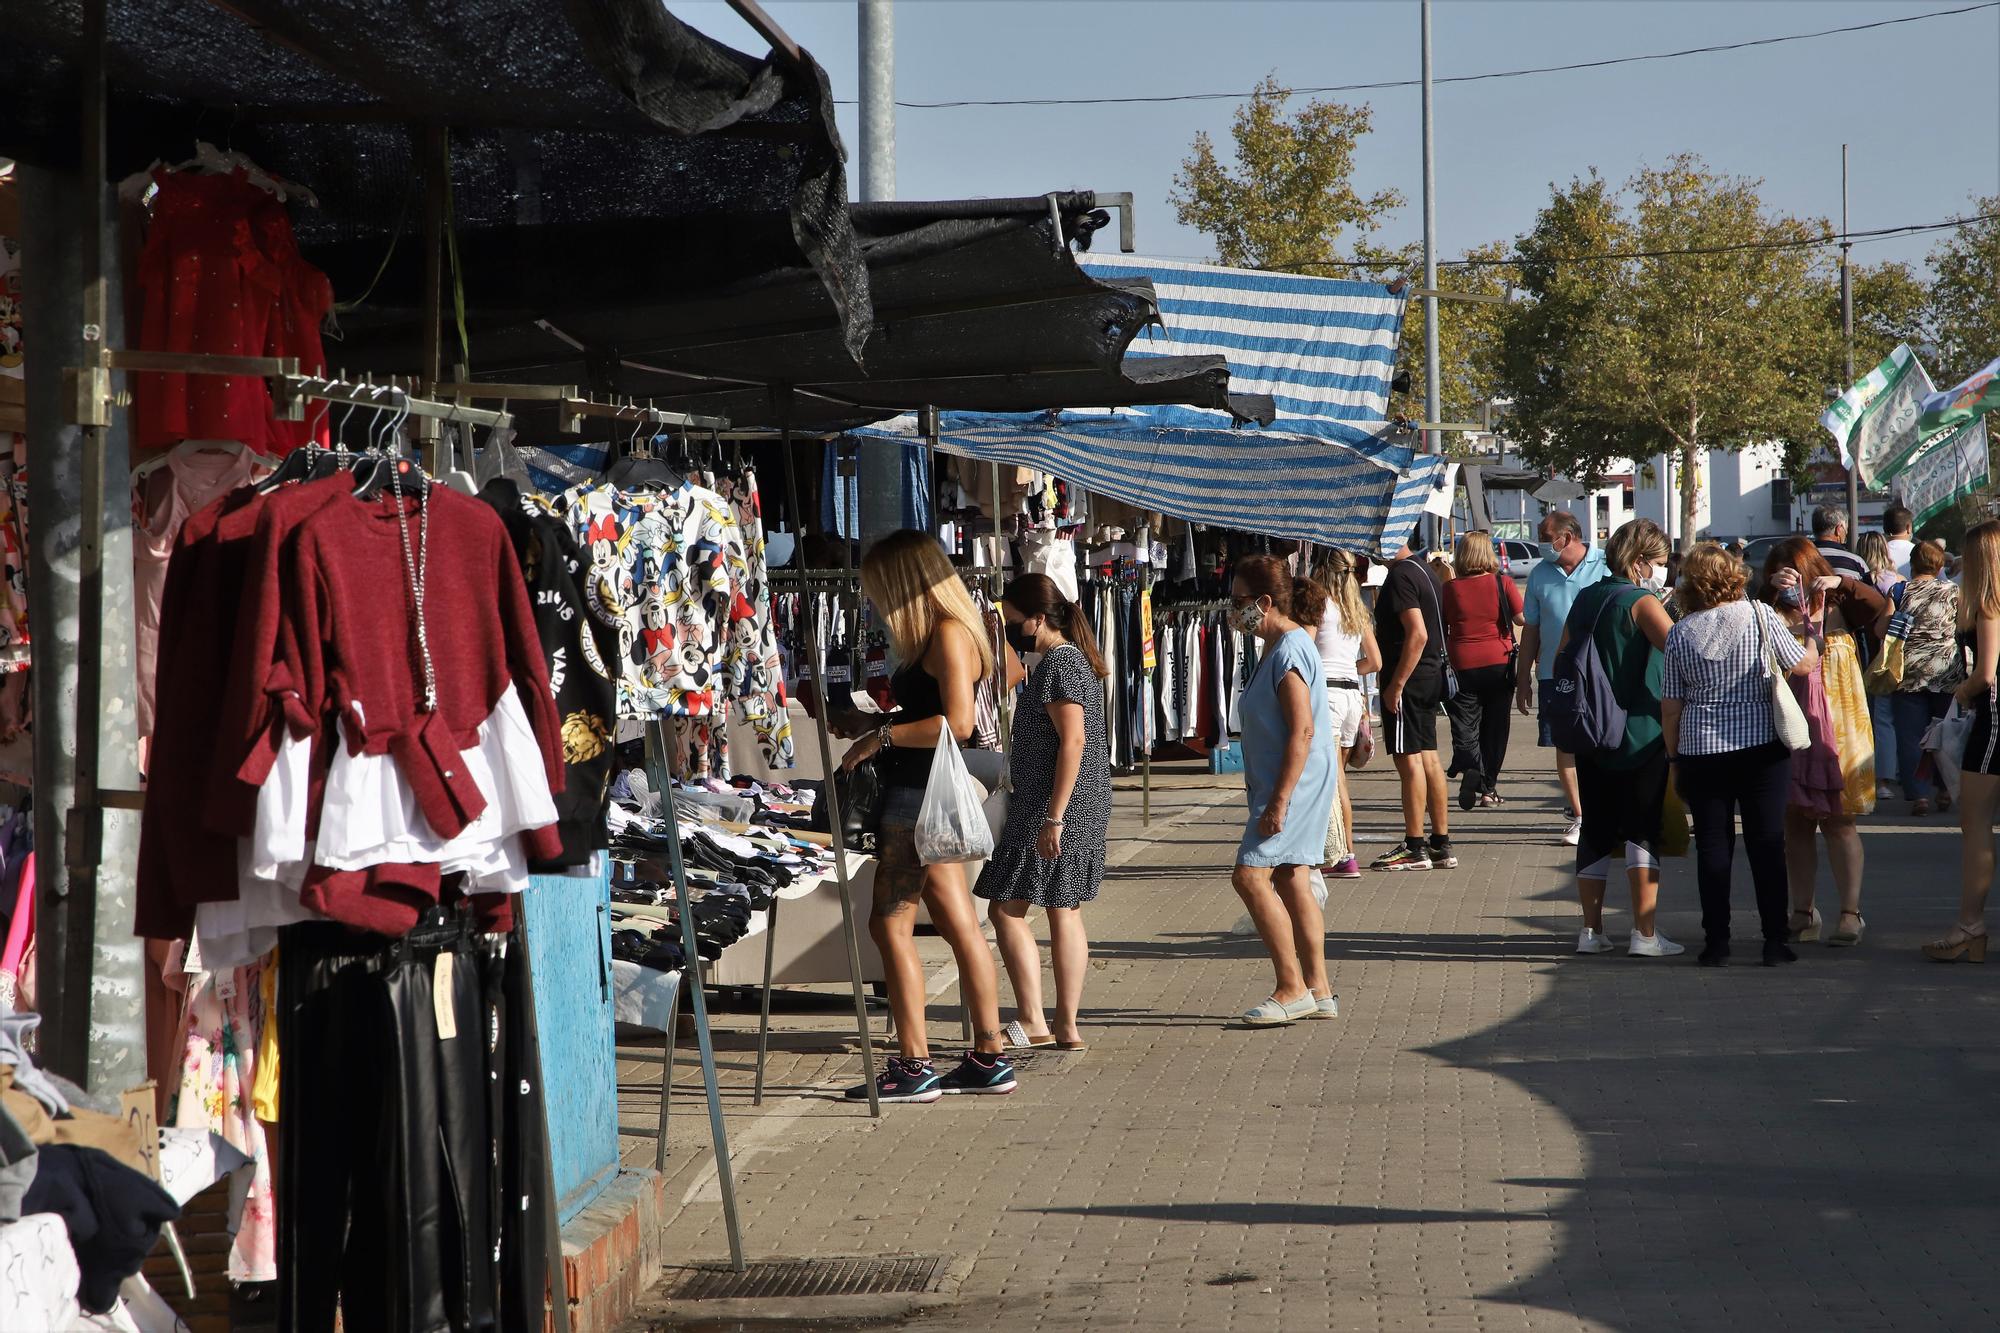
[1628, 930, 1686, 958]
[1561, 817, 1582, 847]
[1575, 928, 1616, 955]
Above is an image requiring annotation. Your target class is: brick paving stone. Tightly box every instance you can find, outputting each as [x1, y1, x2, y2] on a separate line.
[621, 730, 2000, 1331]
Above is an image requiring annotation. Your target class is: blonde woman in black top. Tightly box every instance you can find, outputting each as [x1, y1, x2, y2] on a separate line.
[840, 530, 1013, 1101]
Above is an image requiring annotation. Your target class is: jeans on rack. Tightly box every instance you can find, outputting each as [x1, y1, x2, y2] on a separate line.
[1117, 587, 1142, 767]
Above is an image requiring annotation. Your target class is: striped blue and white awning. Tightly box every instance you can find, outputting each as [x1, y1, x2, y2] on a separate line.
[859, 412, 1412, 553]
[1078, 253, 1405, 438]
[858, 255, 1438, 553]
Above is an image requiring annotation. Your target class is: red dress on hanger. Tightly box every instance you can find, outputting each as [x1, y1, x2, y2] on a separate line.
[133, 169, 331, 455]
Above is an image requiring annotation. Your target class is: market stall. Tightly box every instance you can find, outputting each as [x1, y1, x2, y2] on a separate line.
[0, 0, 876, 1324]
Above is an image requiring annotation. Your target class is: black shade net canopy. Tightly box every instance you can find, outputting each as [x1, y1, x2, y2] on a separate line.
[0, 0, 1260, 435]
[314, 193, 1270, 434]
[0, 0, 872, 358]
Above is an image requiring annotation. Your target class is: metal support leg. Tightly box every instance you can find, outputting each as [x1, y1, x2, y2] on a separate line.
[780, 426, 879, 1114]
[654, 967, 683, 1170]
[643, 722, 744, 1270]
[752, 897, 779, 1105]
[1142, 744, 1152, 828]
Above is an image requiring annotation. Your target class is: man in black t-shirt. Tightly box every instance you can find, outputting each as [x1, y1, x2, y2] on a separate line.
[1371, 538, 1453, 871]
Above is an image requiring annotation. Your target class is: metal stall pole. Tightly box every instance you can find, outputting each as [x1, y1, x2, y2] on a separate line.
[416, 125, 448, 468]
[641, 721, 744, 1270]
[779, 416, 880, 1115]
[751, 893, 779, 1105]
[23, 0, 146, 1088]
[988, 458, 1011, 761]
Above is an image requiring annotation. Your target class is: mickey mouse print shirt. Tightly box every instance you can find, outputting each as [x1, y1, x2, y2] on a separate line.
[561, 479, 757, 720]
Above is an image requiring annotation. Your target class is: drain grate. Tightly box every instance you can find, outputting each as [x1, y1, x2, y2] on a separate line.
[668, 1255, 949, 1302]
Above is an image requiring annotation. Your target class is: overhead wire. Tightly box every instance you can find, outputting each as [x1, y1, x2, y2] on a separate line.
[1164, 212, 2000, 274]
[831, 2, 2000, 109]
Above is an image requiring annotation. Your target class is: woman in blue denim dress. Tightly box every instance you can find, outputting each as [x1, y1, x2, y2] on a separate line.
[1228, 555, 1340, 1027]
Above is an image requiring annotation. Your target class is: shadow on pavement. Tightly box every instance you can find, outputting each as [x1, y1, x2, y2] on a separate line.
[1423, 825, 2000, 1327]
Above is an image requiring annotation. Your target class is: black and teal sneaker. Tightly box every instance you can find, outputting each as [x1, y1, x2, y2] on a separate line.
[1370, 843, 1432, 872]
[845, 1056, 943, 1104]
[938, 1051, 1017, 1096]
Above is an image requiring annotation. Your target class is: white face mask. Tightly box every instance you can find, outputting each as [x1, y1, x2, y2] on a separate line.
[1229, 600, 1267, 634]
[1641, 562, 1669, 591]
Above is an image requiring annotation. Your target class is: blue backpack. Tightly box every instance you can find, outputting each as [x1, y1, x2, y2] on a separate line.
[1544, 588, 1641, 755]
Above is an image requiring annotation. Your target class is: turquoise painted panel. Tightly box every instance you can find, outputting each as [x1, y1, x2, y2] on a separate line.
[525, 867, 619, 1224]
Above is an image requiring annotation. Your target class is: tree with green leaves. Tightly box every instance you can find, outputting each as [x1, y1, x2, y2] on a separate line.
[1170, 76, 1507, 439]
[1170, 75, 1402, 272]
[1927, 196, 2000, 384]
[1499, 156, 1837, 543]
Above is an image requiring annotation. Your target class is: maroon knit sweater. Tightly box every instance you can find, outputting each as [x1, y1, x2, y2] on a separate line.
[277, 485, 566, 861]
[135, 478, 563, 940]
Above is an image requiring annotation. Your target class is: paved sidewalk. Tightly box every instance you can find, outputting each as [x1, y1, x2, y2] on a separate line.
[621, 732, 2000, 1331]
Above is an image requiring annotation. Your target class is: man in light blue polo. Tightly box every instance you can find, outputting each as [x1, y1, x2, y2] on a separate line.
[1515, 510, 1606, 846]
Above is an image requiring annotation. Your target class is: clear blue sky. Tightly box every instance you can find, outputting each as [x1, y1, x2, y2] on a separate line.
[677, 0, 2000, 279]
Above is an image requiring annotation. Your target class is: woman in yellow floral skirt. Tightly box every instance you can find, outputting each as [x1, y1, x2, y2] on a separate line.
[1761, 539, 1889, 948]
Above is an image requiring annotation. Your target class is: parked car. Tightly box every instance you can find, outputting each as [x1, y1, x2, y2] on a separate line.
[1498, 539, 1545, 584]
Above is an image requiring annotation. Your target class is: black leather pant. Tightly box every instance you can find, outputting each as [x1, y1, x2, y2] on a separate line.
[279, 916, 514, 1333]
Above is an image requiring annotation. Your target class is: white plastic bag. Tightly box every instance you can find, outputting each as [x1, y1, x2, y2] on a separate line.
[1926, 701, 1977, 802]
[915, 727, 995, 865]
[1230, 869, 1328, 934]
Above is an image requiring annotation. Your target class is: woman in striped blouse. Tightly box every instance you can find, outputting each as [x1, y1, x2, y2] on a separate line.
[1660, 544, 1820, 967]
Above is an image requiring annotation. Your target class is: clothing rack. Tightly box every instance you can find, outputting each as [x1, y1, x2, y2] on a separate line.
[61, 343, 577, 1323]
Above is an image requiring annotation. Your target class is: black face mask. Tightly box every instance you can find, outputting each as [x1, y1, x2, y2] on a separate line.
[1005, 622, 1039, 656]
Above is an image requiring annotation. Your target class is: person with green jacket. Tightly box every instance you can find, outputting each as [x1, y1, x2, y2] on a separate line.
[1561, 519, 1683, 959]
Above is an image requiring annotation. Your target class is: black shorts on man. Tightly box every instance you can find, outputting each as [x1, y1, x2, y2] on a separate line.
[1386, 669, 1444, 756]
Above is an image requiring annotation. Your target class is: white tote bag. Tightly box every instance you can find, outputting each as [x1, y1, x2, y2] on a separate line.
[1757, 602, 1812, 752]
[915, 727, 995, 865]
[1926, 701, 1978, 802]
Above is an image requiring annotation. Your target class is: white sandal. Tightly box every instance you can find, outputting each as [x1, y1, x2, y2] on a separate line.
[1242, 995, 1317, 1027]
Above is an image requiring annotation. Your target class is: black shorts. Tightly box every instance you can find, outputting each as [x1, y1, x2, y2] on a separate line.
[1385, 671, 1443, 756]
[1963, 693, 2000, 777]
[1575, 749, 1667, 874]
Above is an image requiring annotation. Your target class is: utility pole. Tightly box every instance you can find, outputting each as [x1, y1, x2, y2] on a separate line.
[858, 0, 895, 203]
[1420, 0, 1443, 549]
[1842, 143, 1858, 536]
[855, 0, 904, 551]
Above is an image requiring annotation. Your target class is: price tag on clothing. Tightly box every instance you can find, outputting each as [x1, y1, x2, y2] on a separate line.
[434, 952, 458, 1041]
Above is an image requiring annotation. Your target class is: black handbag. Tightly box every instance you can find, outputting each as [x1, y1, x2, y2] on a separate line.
[1495, 573, 1520, 690]
[834, 756, 885, 852]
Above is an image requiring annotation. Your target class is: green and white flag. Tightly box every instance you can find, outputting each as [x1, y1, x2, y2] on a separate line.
[1889, 415, 1990, 528]
[1821, 343, 1936, 488]
[1918, 355, 2000, 436]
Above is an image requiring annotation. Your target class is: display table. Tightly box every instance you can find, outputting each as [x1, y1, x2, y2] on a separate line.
[611, 850, 880, 1032]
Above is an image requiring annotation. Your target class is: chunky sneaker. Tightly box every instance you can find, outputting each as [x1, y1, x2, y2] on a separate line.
[1575, 927, 1616, 955]
[1426, 839, 1458, 869]
[1628, 930, 1685, 958]
[938, 1051, 1016, 1096]
[1371, 844, 1432, 872]
[1561, 817, 1582, 847]
[1328, 857, 1361, 880]
[844, 1056, 942, 1104]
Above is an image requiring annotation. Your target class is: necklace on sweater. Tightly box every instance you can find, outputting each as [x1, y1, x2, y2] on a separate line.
[388, 454, 440, 713]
